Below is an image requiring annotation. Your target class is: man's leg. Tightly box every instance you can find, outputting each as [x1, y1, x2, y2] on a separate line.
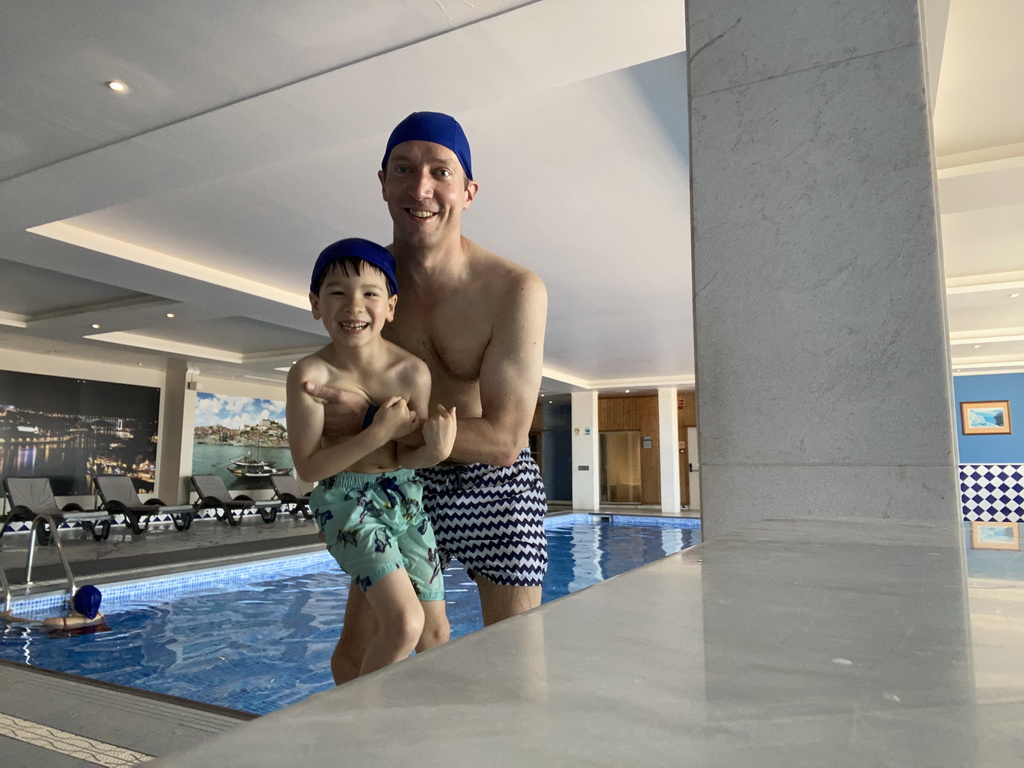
[475, 578, 541, 626]
[331, 587, 377, 685]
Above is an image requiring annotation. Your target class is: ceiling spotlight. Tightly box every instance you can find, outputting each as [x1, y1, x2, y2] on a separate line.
[106, 80, 128, 93]
[137, 362, 144, 367]
[624, 389, 631, 393]
[1011, 293, 1021, 299]
[166, 312, 175, 318]
[973, 344, 982, 349]
[91, 323, 101, 329]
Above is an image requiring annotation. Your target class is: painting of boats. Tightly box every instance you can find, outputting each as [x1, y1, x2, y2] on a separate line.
[193, 392, 292, 489]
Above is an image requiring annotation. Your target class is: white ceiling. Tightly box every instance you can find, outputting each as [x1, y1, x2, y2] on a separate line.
[0, 0, 1020, 398]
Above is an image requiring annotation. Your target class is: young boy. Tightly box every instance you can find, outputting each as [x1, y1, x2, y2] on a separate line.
[1, 584, 105, 629]
[287, 237, 456, 677]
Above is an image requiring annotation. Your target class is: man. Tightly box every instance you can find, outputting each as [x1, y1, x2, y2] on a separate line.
[309, 112, 549, 684]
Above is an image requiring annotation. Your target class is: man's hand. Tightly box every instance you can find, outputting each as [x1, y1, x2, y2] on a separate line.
[304, 382, 372, 439]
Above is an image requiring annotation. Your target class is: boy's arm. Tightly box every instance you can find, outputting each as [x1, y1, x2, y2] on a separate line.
[396, 361, 454, 469]
[287, 359, 411, 482]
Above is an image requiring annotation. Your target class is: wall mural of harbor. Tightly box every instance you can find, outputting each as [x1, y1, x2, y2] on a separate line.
[192, 393, 291, 492]
[0, 370, 160, 496]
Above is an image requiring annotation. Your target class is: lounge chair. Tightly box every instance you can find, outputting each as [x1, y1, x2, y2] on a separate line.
[2, 477, 113, 544]
[270, 474, 313, 519]
[93, 475, 194, 535]
[190, 474, 280, 525]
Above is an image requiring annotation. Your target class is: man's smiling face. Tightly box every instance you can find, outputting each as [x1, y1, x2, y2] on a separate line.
[379, 140, 477, 249]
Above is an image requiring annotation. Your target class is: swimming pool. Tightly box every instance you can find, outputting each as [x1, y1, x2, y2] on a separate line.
[1, 514, 700, 714]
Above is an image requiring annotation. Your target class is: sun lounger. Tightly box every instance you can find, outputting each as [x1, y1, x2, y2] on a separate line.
[270, 474, 312, 519]
[2, 477, 113, 544]
[190, 474, 280, 525]
[93, 475, 194, 535]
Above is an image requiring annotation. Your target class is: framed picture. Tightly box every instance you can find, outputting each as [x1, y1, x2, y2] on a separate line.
[971, 521, 1021, 551]
[960, 400, 1012, 435]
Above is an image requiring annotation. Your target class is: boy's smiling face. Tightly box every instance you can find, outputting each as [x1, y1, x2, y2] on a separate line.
[310, 261, 397, 346]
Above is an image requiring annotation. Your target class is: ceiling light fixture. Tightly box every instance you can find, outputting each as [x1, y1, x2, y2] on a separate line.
[91, 323, 101, 329]
[624, 389, 631, 393]
[106, 80, 128, 93]
[1011, 293, 1021, 299]
[166, 313, 175, 318]
[973, 344, 982, 349]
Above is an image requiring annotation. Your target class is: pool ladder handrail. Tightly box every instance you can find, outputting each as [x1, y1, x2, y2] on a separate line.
[0, 563, 10, 613]
[23, 514, 77, 601]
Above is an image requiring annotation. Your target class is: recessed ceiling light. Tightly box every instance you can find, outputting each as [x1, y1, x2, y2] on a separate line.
[106, 80, 128, 93]
[91, 323, 101, 329]
[973, 344, 982, 348]
[166, 312, 175, 318]
[137, 362, 144, 367]
[624, 389, 631, 393]
[1011, 293, 1021, 299]
[955, 368, 962, 372]
[548, 400, 553, 404]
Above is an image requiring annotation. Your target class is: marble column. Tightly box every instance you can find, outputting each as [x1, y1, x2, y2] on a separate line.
[155, 359, 196, 504]
[571, 392, 600, 511]
[686, 0, 958, 538]
[658, 387, 682, 513]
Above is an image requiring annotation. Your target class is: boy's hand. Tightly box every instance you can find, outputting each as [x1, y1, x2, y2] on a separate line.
[371, 396, 419, 441]
[422, 405, 457, 461]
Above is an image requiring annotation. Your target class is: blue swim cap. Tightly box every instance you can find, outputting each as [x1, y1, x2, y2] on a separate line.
[310, 238, 398, 296]
[381, 112, 473, 180]
[73, 585, 102, 619]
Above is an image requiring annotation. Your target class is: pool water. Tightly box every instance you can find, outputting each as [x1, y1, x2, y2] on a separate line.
[0, 514, 700, 714]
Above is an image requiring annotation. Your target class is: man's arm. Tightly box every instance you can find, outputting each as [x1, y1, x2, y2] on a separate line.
[448, 271, 546, 466]
[286, 359, 413, 482]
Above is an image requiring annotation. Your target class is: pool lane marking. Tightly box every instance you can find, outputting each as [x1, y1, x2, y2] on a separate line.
[0, 712, 153, 766]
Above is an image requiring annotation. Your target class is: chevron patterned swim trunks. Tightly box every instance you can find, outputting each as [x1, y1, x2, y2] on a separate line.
[417, 449, 548, 587]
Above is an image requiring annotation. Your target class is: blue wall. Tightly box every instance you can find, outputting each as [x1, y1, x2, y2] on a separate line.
[540, 402, 572, 501]
[953, 372, 1024, 464]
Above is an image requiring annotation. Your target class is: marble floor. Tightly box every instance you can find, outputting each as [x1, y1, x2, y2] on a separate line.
[2, 514, 1022, 767]
[145, 516, 1022, 768]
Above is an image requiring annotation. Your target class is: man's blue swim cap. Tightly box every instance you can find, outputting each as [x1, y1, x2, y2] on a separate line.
[381, 112, 473, 180]
[310, 238, 398, 296]
[73, 585, 102, 619]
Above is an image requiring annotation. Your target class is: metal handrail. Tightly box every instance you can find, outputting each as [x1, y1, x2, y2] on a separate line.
[0, 565, 10, 613]
[25, 514, 77, 599]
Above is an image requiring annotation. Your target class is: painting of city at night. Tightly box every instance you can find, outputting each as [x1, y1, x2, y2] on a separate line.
[0, 370, 160, 496]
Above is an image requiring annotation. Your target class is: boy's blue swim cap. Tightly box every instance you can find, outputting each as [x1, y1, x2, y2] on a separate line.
[381, 112, 473, 180]
[310, 238, 398, 296]
[73, 585, 102, 619]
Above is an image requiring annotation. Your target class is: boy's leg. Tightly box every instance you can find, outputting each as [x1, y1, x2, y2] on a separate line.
[476, 579, 541, 626]
[416, 599, 450, 652]
[331, 589, 377, 685]
[359, 567, 426, 675]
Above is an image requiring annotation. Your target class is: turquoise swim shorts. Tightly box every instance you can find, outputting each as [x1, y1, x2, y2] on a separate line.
[310, 469, 445, 601]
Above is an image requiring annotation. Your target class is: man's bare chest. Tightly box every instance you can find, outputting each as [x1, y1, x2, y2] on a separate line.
[387, 313, 490, 384]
